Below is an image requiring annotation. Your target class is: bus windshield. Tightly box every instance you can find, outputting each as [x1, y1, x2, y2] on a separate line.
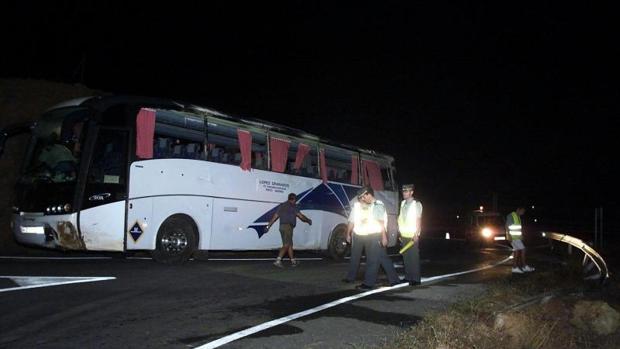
[20, 107, 90, 184]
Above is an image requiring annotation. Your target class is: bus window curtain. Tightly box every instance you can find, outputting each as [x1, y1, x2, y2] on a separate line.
[362, 159, 384, 191]
[319, 149, 328, 183]
[270, 137, 290, 173]
[136, 108, 156, 159]
[351, 154, 359, 185]
[237, 130, 252, 171]
[293, 143, 310, 171]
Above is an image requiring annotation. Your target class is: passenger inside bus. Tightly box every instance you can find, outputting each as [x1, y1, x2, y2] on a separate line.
[37, 132, 77, 182]
[185, 143, 202, 159]
[152, 137, 206, 160]
[154, 137, 171, 158]
[171, 139, 184, 158]
[253, 151, 265, 170]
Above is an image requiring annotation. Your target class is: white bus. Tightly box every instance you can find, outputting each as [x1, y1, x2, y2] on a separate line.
[7, 96, 398, 263]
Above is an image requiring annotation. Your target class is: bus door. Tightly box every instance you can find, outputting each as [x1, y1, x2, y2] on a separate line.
[79, 127, 129, 251]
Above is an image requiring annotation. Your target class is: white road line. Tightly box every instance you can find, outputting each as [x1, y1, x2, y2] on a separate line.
[195, 255, 512, 349]
[1, 256, 324, 261]
[0, 276, 116, 293]
[0, 256, 112, 260]
[207, 257, 323, 261]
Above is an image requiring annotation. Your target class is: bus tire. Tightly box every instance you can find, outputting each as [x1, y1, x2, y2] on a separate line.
[152, 215, 197, 264]
[327, 224, 349, 261]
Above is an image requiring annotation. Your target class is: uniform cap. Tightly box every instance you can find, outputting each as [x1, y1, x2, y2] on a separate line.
[357, 186, 374, 198]
[401, 184, 415, 191]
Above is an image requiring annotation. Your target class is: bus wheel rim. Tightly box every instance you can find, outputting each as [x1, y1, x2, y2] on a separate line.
[334, 232, 347, 255]
[161, 230, 188, 254]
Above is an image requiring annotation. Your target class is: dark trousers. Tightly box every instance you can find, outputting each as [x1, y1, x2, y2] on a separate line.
[362, 234, 399, 287]
[402, 237, 421, 282]
[345, 234, 364, 281]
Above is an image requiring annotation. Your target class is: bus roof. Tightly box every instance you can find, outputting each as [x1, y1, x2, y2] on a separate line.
[62, 95, 395, 162]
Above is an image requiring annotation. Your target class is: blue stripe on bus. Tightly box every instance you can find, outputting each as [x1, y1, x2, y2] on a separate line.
[248, 183, 356, 238]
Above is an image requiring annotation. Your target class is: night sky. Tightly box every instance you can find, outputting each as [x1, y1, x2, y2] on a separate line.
[2, 2, 618, 225]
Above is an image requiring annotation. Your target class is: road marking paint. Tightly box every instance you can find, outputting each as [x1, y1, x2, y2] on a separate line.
[0, 276, 116, 293]
[0, 256, 112, 260]
[207, 257, 323, 261]
[196, 255, 512, 349]
[0, 256, 324, 261]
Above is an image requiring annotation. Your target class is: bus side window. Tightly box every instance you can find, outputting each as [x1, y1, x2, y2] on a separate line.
[286, 143, 298, 175]
[185, 143, 202, 159]
[154, 137, 171, 158]
[88, 129, 128, 185]
[206, 122, 240, 165]
[379, 162, 394, 191]
[324, 147, 353, 184]
[287, 142, 318, 178]
[152, 110, 206, 160]
[252, 132, 267, 170]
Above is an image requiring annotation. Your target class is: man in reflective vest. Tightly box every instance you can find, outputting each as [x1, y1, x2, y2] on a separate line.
[345, 186, 400, 289]
[505, 207, 534, 273]
[398, 184, 423, 285]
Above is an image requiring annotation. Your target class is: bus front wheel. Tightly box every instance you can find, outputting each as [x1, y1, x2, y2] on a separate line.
[328, 224, 350, 261]
[152, 215, 197, 264]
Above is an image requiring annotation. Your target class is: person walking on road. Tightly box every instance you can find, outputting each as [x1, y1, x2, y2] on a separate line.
[346, 186, 400, 289]
[506, 206, 534, 273]
[397, 184, 423, 286]
[266, 193, 312, 267]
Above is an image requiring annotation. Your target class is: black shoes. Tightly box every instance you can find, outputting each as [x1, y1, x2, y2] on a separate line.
[355, 284, 373, 290]
[341, 278, 354, 284]
[401, 279, 421, 286]
[390, 280, 408, 286]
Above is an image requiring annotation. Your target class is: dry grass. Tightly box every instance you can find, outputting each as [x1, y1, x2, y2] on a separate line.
[385, 267, 620, 349]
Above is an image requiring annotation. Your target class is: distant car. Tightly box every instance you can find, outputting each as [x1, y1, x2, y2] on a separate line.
[465, 210, 507, 245]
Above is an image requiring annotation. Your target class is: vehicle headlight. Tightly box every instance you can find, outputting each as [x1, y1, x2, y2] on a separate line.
[63, 203, 72, 213]
[481, 227, 493, 238]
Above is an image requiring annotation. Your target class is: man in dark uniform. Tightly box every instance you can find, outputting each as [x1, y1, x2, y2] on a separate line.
[398, 184, 423, 285]
[346, 186, 400, 289]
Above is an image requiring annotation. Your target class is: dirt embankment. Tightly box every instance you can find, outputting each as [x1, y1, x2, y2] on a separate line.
[0, 79, 101, 253]
[387, 265, 620, 349]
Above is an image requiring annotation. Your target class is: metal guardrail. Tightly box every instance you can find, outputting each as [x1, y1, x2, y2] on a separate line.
[541, 231, 610, 285]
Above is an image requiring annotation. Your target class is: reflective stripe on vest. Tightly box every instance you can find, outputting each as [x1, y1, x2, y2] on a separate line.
[352, 201, 384, 235]
[398, 200, 419, 238]
[509, 212, 522, 237]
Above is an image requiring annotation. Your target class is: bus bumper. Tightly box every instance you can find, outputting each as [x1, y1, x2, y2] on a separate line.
[12, 213, 86, 250]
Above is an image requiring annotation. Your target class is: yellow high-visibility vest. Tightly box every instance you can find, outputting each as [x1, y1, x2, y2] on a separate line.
[398, 199, 422, 238]
[351, 201, 385, 235]
[507, 211, 522, 240]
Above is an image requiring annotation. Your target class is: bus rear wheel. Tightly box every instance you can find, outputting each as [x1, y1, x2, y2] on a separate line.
[152, 215, 197, 264]
[328, 224, 350, 261]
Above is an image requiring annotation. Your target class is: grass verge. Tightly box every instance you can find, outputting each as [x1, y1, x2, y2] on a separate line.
[386, 265, 620, 349]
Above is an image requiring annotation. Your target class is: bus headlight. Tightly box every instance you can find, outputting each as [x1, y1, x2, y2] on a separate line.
[63, 204, 72, 213]
[481, 227, 493, 238]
